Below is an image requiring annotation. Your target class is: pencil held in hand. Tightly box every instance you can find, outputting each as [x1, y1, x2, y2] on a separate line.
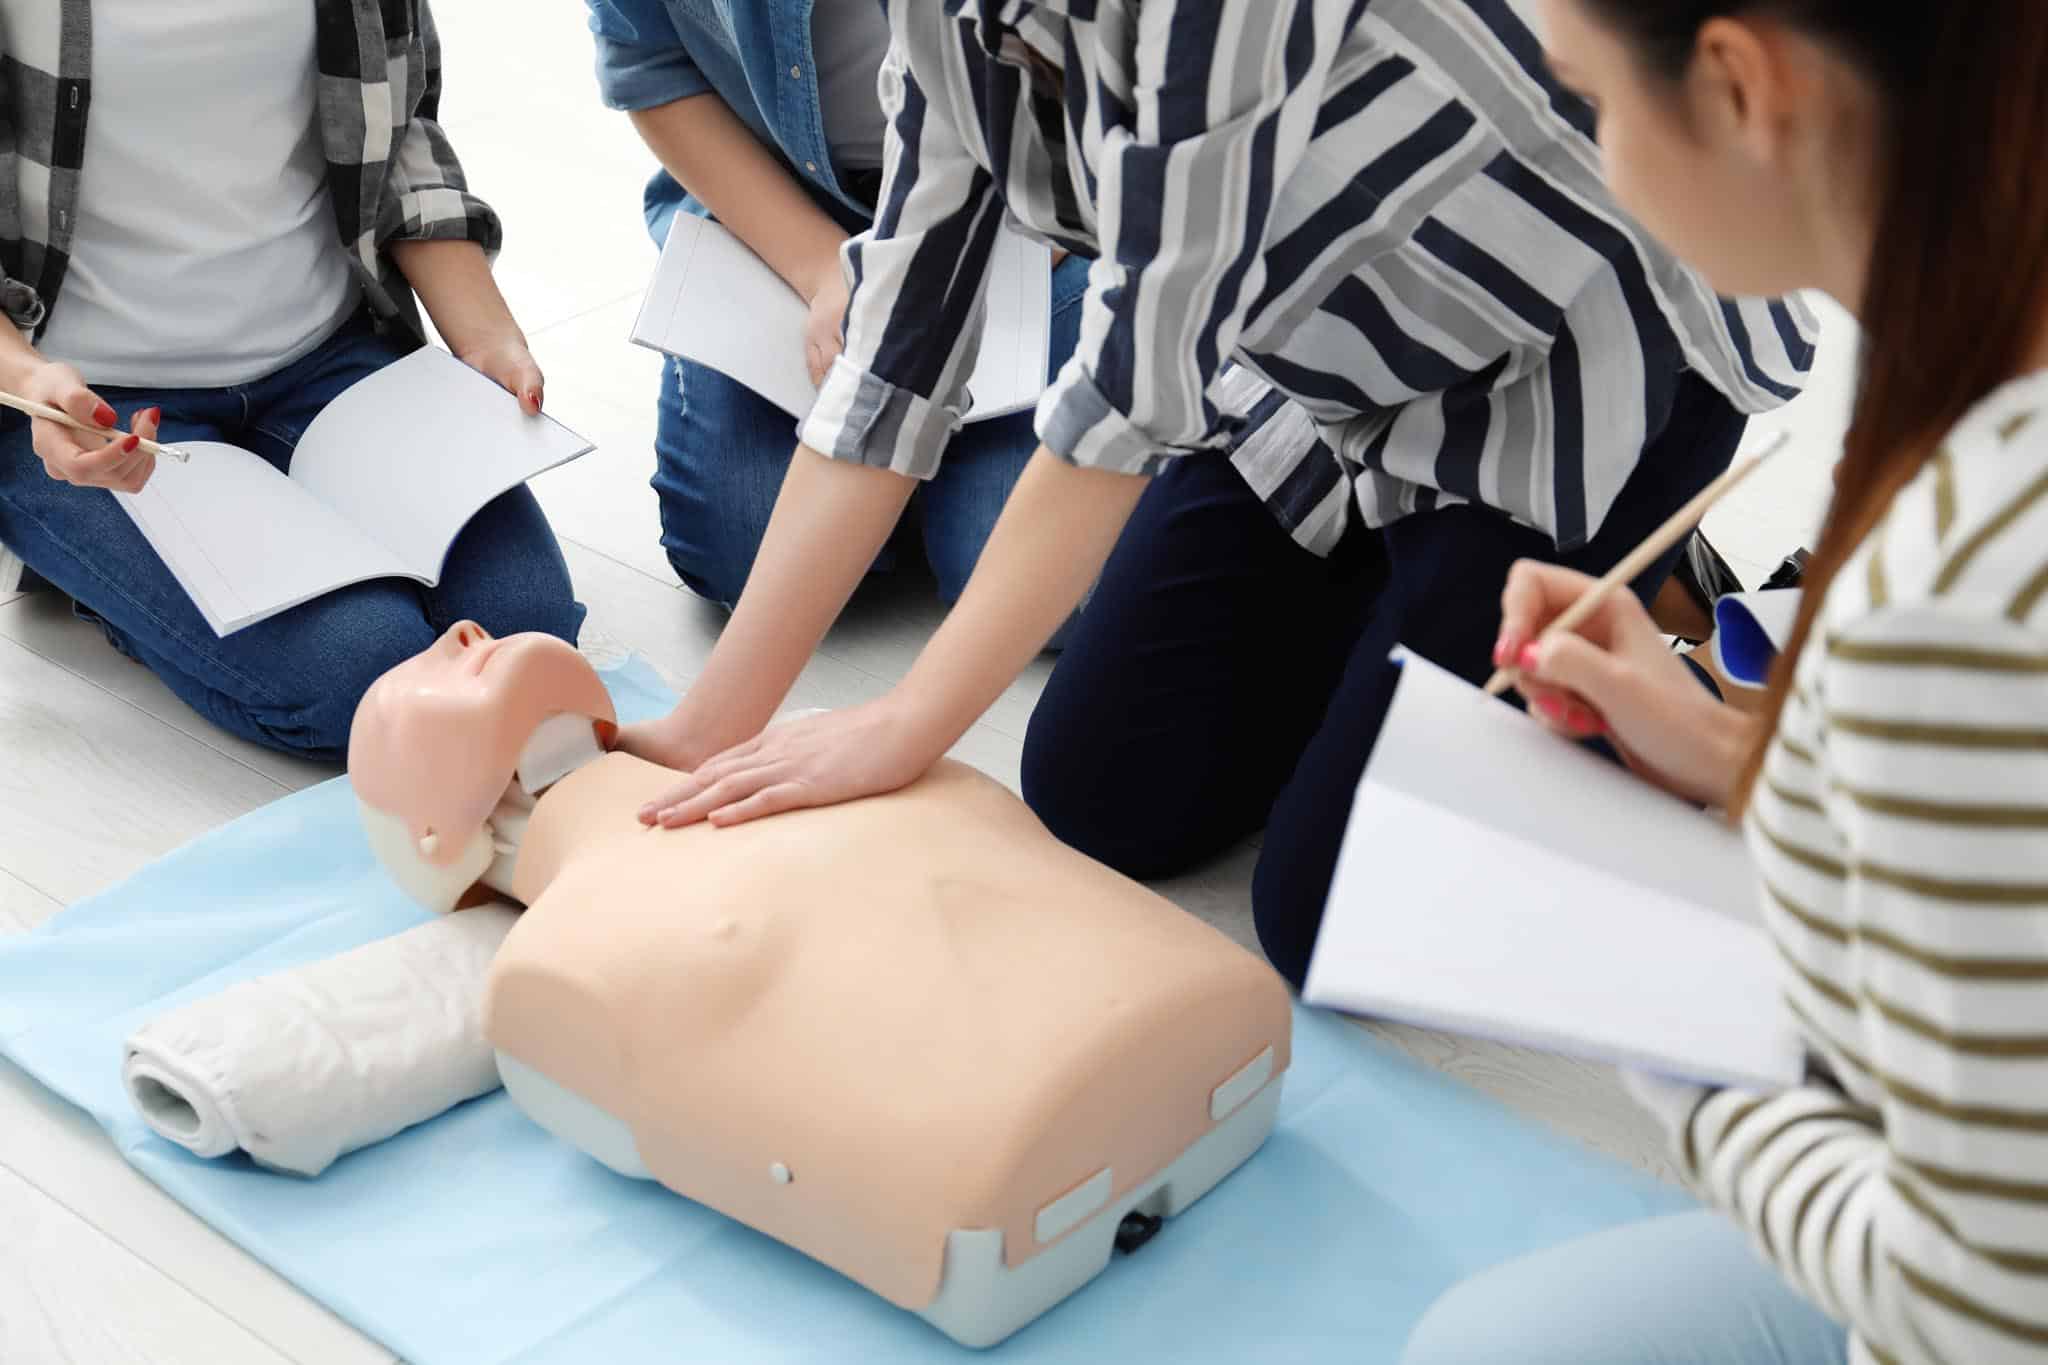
[1483, 431, 1790, 697]
[0, 390, 190, 462]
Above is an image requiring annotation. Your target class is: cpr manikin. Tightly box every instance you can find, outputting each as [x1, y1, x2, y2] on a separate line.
[349, 623, 1293, 1348]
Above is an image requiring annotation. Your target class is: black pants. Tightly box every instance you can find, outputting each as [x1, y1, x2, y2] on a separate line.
[1021, 374, 1748, 988]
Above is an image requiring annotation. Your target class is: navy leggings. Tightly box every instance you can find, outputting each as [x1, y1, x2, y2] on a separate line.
[1022, 373, 1748, 988]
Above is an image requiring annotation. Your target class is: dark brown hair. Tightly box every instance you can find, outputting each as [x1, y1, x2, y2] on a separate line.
[1581, 0, 2048, 812]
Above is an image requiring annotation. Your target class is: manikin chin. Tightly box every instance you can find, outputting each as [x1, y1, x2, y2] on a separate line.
[347, 621, 1294, 1350]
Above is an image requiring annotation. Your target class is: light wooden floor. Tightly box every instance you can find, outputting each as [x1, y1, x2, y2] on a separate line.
[0, 5, 1859, 1360]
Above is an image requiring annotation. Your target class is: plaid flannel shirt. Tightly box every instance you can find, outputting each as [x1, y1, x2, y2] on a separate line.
[0, 0, 502, 341]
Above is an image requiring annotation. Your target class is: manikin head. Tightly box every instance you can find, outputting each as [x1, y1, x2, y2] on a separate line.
[349, 622, 617, 912]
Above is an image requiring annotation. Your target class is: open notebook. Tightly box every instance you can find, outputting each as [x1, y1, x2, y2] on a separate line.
[1304, 651, 1804, 1092]
[115, 348, 591, 637]
[631, 214, 1054, 425]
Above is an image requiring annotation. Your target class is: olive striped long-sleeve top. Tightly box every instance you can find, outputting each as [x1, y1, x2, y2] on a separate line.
[1665, 370, 2048, 1365]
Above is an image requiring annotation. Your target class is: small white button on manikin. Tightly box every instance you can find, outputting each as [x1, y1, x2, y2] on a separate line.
[770, 1162, 793, 1185]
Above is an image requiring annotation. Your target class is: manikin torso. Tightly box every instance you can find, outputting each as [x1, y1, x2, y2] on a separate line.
[472, 743, 1293, 1313]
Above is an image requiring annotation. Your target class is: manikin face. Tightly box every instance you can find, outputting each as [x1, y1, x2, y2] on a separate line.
[350, 622, 617, 887]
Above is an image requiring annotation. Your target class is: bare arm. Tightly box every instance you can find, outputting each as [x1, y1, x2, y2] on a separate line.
[896, 452, 1147, 748]
[622, 447, 917, 768]
[628, 95, 849, 306]
[389, 239, 545, 414]
[639, 451, 1147, 827]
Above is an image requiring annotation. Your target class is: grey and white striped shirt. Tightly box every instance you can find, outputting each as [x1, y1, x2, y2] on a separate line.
[800, 0, 1816, 555]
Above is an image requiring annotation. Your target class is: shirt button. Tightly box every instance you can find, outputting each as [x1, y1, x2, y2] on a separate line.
[790, 65, 802, 79]
[805, 161, 818, 173]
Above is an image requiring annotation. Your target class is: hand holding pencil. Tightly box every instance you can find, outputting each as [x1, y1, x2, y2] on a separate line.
[1487, 433, 1789, 809]
[1, 362, 187, 495]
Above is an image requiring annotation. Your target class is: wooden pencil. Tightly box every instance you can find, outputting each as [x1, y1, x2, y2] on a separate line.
[0, 391, 190, 462]
[1482, 429, 1791, 697]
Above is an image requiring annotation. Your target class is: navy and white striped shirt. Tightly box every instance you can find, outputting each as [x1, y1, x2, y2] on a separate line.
[801, 0, 1817, 554]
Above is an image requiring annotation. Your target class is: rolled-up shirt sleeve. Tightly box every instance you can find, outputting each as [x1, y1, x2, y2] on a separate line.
[800, 37, 1006, 480]
[1038, 0, 1334, 476]
[584, 0, 712, 112]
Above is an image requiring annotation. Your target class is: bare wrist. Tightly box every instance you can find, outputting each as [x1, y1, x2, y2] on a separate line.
[1706, 704, 1764, 808]
[797, 245, 848, 306]
[0, 343, 51, 394]
[877, 680, 965, 765]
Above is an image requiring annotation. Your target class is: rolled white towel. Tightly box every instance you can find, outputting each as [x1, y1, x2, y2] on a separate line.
[122, 903, 519, 1177]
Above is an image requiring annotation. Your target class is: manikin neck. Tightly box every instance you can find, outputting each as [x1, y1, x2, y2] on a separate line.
[478, 713, 609, 897]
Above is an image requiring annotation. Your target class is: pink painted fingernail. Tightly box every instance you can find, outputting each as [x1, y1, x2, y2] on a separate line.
[1535, 696, 1565, 722]
[1492, 633, 1514, 667]
[1518, 643, 1543, 675]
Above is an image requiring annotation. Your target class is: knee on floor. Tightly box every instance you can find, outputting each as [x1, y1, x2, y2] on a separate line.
[1019, 735, 1220, 883]
[1250, 853, 1322, 991]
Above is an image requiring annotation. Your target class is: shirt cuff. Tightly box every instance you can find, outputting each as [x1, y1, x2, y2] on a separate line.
[593, 35, 714, 112]
[1035, 356, 1225, 478]
[798, 355, 962, 481]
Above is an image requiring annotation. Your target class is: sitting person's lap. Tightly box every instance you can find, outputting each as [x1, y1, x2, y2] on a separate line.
[0, 314, 581, 762]
[1398, 1210, 1849, 1365]
[1023, 373, 1746, 987]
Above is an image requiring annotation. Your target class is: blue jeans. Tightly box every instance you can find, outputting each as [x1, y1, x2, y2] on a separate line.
[653, 252, 1090, 613]
[0, 314, 583, 762]
[1400, 1210, 1848, 1364]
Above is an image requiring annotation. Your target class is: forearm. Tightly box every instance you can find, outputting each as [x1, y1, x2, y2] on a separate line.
[629, 96, 849, 302]
[672, 448, 915, 753]
[0, 323, 48, 392]
[388, 240, 526, 357]
[897, 451, 1148, 748]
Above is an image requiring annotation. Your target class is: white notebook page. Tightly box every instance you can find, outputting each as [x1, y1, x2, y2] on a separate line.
[1304, 652, 1803, 1090]
[115, 442, 400, 635]
[632, 215, 1053, 423]
[289, 348, 593, 579]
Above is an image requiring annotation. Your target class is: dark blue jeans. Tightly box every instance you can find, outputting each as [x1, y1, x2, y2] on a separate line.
[652, 253, 1091, 613]
[0, 314, 583, 761]
[1021, 373, 1748, 987]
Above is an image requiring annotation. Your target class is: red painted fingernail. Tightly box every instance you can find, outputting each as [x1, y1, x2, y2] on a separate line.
[94, 402, 117, 428]
[121, 435, 139, 452]
[1535, 696, 1565, 722]
[142, 407, 162, 426]
[1518, 643, 1543, 675]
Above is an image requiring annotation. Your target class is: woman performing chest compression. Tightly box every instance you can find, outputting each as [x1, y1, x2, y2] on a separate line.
[619, 0, 1815, 989]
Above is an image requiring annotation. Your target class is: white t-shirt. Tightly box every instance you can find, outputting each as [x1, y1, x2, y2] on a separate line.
[15, 0, 360, 388]
[811, 1, 892, 174]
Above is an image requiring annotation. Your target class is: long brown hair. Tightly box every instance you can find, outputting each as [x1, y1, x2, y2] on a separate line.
[1582, 1, 2048, 813]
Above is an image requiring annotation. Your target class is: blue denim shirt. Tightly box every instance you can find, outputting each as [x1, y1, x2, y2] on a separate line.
[584, 0, 876, 245]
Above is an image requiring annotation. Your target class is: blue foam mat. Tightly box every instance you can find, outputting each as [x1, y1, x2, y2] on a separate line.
[0, 658, 1692, 1363]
